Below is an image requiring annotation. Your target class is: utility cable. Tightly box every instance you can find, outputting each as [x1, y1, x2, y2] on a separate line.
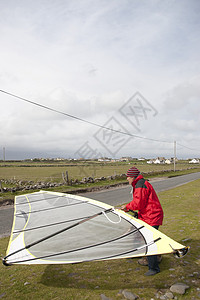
[0, 89, 172, 144]
[177, 142, 200, 152]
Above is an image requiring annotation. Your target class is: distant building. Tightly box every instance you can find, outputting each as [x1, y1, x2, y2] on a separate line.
[189, 158, 200, 164]
[154, 157, 165, 164]
[147, 157, 174, 164]
[147, 160, 154, 164]
[165, 159, 173, 164]
[119, 157, 132, 162]
[98, 157, 111, 162]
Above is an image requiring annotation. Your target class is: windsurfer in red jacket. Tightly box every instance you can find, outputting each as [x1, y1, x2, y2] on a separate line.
[121, 166, 163, 276]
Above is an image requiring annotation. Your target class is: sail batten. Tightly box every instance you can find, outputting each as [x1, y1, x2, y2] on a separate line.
[15, 201, 88, 216]
[15, 194, 68, 206]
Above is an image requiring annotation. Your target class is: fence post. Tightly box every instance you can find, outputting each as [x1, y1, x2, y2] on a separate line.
[62, 172, 66, 183]
[0, 180, 3, 193]
[66, 171, 69, 185]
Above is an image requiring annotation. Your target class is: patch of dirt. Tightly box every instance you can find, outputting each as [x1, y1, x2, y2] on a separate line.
[0, 199, 14, 207]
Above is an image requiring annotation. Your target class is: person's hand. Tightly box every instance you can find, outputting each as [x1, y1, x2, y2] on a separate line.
[121, 204, 127, 211]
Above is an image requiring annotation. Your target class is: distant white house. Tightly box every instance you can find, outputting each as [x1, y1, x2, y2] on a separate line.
[147, 157, 173, 164]
[98, 157, 111, 162]
[119, 157, 132, 162]
[147, 160, 154, 164]
[165, 159, 173, 164]
[154, 159, 161, 164]
[189, 158, 200, 164]
[154, 158, 165, 164]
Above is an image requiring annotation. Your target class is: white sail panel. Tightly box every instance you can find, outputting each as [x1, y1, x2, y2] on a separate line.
[3, 191, 189, 265]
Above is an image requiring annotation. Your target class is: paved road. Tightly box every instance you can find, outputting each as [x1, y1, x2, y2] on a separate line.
[1, 172, 200, 238]
[81, 171, 200, 205]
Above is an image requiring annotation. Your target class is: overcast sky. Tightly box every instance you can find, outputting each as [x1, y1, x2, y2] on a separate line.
[0, 0, 200, 160]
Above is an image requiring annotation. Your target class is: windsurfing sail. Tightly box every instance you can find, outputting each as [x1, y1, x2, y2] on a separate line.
[3, 190, 189, 265]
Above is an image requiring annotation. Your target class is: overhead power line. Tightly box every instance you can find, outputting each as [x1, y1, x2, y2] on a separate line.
[177, 143, 200, 152]
[0, 89, 172, 144]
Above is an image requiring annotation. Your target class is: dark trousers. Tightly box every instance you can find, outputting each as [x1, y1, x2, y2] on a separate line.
[147, 225, 160, 271]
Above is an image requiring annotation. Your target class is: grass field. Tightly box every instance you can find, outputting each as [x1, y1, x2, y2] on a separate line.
[0, 160, 200, 205]
[0, 160, 199, 182]
[0, 179, 199, 299]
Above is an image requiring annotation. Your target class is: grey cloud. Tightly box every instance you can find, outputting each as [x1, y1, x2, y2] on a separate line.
[0, 0, 200, 159]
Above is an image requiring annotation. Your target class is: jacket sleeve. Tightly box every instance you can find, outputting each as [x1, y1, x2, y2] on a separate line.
[126, 187, 148, 211]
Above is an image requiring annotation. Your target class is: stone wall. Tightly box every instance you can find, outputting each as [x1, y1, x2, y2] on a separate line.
[0, 174, 127, 193]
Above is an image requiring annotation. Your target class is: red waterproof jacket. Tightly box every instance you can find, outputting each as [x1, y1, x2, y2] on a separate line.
[125, 175, 163, 226]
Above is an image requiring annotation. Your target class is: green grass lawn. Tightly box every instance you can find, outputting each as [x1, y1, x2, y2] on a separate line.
[1, 160, 200, 205]
[0, 180, 200, 299]
[0, 161, 199, 182]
